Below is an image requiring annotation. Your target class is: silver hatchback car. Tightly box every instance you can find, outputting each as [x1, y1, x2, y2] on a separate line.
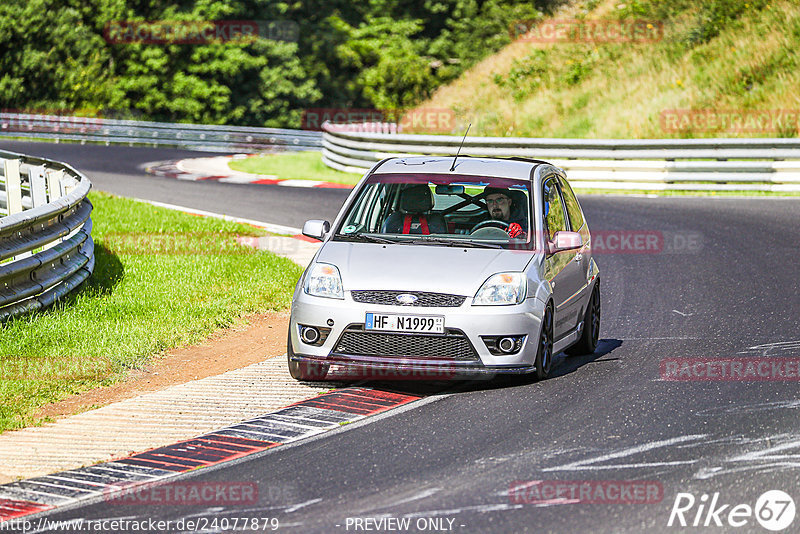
[288, 156, 600, 381]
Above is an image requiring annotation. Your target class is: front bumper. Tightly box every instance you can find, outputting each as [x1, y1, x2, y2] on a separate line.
[290, 354, 536, 380]
[290, 289, 546, 376]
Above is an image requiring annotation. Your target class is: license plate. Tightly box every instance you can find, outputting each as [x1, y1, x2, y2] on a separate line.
[365, 312, 444, 333]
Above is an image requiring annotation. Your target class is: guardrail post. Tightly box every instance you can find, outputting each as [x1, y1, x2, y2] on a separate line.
[46, 169, 64, 201]
[29, 165, 48, 207]
[3, 159, 23, 215]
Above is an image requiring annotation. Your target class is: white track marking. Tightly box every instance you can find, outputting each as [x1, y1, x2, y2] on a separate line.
[738, 340, 800, 355]
[285, 498, 323, 513]
[130, 197, 302, 234]
[692, 434, 800, 479]
[279, 179, 325, 187]
[728, 436, 800, 462]
[397, 502, 523, 518]
[695, 462, 800, 480]
[695, 400, 800, 416]
[552, 461, 698, 471]
[217, 175, 261, 184]
[541, 434, 707, 472]
[374, 488, 442, 509]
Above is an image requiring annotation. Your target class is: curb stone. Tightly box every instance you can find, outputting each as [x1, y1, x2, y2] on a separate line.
[0, 387, 421, 523]
[145, 155, 353, 189]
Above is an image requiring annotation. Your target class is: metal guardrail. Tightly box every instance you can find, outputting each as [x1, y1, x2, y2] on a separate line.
[0, 149, 94, 321]
[0, 113, 323, 153]
[321, 125, 800, 191]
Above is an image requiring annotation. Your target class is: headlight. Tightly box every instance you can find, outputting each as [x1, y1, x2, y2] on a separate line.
[473, 272, 526, 306]
[304, 263, 344, 299]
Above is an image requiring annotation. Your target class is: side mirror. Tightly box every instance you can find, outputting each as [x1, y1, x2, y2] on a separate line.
[550, 231, 582, 252]
[302, 220, 330, 241]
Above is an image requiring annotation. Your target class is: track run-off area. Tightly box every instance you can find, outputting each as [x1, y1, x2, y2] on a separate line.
[2, 140, 799, 533]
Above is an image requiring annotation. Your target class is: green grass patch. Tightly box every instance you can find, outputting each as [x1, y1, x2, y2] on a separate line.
[229, 151, 361, 185]
[0, 191, 303, 433]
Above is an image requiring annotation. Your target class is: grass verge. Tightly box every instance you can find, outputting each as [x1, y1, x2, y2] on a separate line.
[414, 0, 800, 139]
[229, 151, 361, 185]
[0, 191, 303, 433]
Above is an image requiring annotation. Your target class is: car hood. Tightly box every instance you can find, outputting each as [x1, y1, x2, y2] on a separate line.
[315, 241, 538, 295]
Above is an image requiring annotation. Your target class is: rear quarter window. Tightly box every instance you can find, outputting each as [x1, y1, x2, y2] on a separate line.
[559, 178, 585, 231]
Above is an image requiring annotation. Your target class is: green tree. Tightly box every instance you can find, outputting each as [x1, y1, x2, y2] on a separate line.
[0, 0, 561, 127]
[0, 0, 124, 113]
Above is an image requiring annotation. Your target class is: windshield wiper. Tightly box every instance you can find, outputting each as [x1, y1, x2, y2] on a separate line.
[335, 234, 503, 249]
[334, 233, 399, 244]
[406, 236, 504, 249]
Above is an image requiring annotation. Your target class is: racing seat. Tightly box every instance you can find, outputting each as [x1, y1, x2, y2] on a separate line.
[507, 189, 530, 229]
[381, 184, 447, 235]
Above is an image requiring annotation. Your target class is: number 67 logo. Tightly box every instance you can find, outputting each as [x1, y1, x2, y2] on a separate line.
[757, 490, 795, 532]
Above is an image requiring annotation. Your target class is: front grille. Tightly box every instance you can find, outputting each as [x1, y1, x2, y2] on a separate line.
[333, 326, 478, 360]
[351, 290, 466, 307]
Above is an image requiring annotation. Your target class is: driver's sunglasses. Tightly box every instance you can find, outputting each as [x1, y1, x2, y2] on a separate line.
[485, 196, 511, 206]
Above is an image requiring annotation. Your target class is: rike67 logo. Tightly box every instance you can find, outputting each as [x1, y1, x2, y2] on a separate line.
[668, 490, 795, 531]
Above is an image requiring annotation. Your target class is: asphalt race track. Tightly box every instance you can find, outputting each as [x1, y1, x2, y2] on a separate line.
[5, 140, 800, 533]
[0, 140, 348, 228]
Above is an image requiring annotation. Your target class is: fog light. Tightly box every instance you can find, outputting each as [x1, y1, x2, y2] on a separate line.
[301, 326, 320, 345]
[498, 337, 515, 353]
[481, 335, 526, 356]
[297, 324, 331, 346]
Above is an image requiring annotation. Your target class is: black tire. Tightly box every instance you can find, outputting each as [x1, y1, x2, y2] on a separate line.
[287, 328, 329, 381]
[534, 303, 554, 380]
[566, 281, 600, 356]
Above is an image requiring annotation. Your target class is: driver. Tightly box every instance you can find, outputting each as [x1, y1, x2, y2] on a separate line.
[483, 187, 527, 239]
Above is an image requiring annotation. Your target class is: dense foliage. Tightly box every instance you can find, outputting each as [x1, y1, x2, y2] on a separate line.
[0, 0, 558, 127]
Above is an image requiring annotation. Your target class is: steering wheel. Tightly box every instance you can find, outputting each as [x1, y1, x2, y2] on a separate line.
[470, 219, 509, 234]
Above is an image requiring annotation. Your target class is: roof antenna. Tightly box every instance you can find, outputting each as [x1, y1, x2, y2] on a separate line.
[449, 123, 471, 172]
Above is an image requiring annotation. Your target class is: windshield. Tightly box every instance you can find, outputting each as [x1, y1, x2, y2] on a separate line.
[334, 173, 534, 249]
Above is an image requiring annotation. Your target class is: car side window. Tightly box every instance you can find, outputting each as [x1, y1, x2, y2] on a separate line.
[364, 186, 388, 232]
[543, 178, 567, 242]
[559, 178, 585, 231]
[341, 183, 378, 231]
